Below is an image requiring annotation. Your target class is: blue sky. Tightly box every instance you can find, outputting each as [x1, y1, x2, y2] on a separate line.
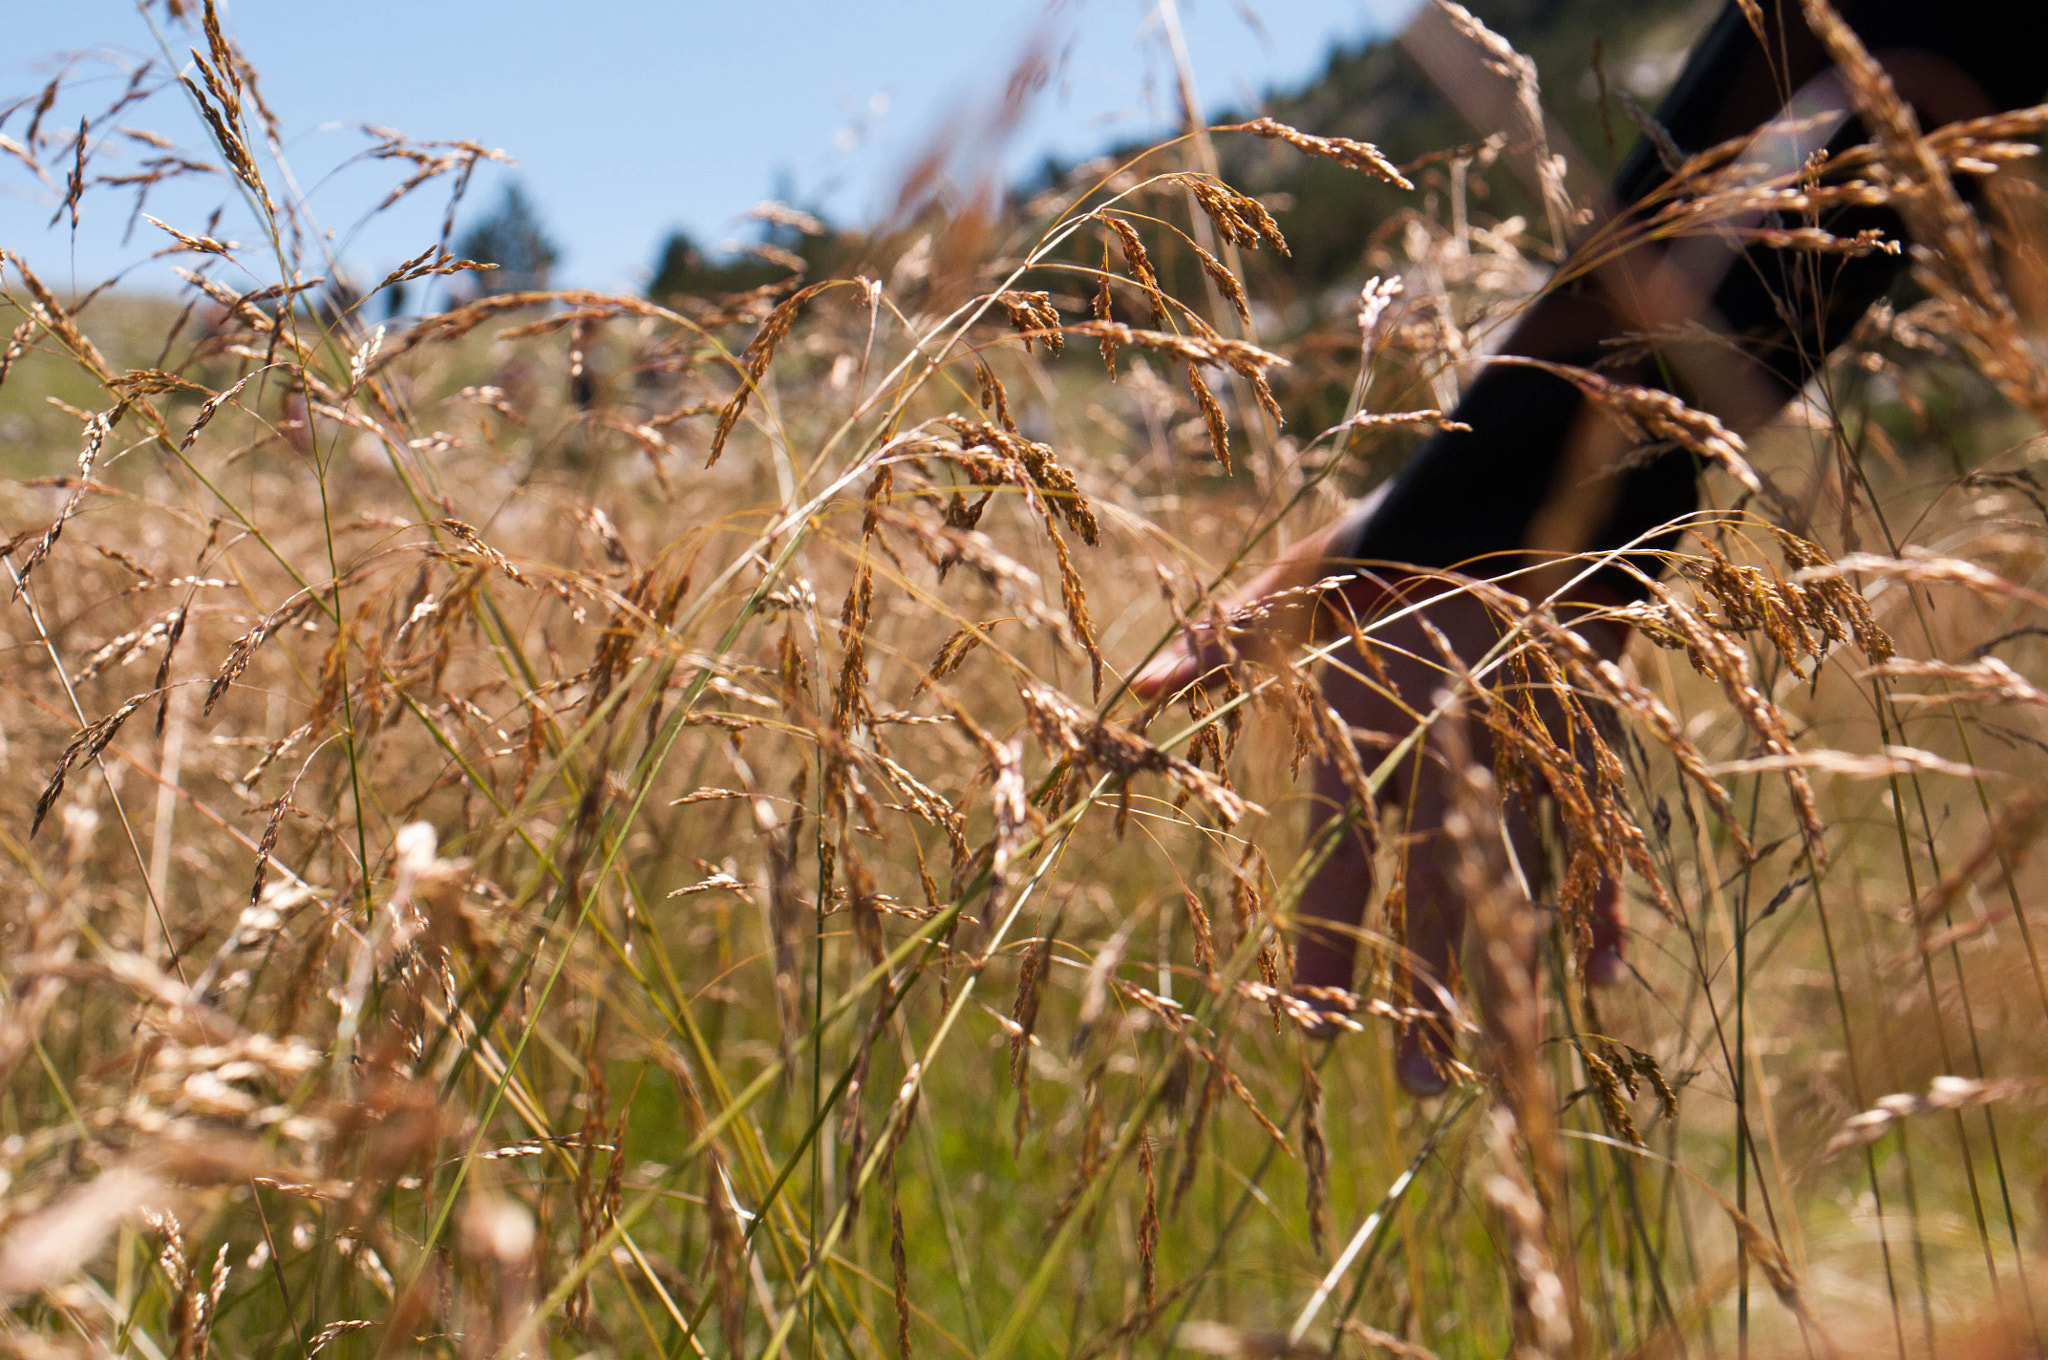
[2, 0, 1419, 295]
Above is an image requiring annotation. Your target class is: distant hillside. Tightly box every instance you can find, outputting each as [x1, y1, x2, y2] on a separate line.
[1196, 0, 1719, 288]
[654, 0, 1719, 303]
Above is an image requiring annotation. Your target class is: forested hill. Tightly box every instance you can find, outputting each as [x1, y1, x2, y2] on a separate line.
[1188, 0, 1717, 287]
[651, 0, 1718, 301]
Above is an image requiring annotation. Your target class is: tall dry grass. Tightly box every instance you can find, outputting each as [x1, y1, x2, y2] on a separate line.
[4, 2, 2048, 1359]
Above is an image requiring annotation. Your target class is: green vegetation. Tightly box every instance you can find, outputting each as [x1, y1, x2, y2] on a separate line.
[2, 3, 2046, 1360]
[458, 181, 563, 296]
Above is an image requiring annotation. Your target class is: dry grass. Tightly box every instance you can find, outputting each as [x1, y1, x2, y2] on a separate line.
[4, 3, 2048, 1358]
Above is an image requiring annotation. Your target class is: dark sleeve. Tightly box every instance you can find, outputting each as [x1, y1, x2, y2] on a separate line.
[1342, 0, 2043, 597]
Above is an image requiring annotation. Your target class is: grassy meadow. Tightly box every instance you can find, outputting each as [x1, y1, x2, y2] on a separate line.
[5, 2, 2048, 1358]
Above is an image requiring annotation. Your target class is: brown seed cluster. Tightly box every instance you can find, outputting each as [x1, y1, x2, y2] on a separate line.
[1222, 116, 1413, 190]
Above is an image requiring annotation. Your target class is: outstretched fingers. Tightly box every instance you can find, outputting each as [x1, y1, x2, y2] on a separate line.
[1130, 516, 1382, 702]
